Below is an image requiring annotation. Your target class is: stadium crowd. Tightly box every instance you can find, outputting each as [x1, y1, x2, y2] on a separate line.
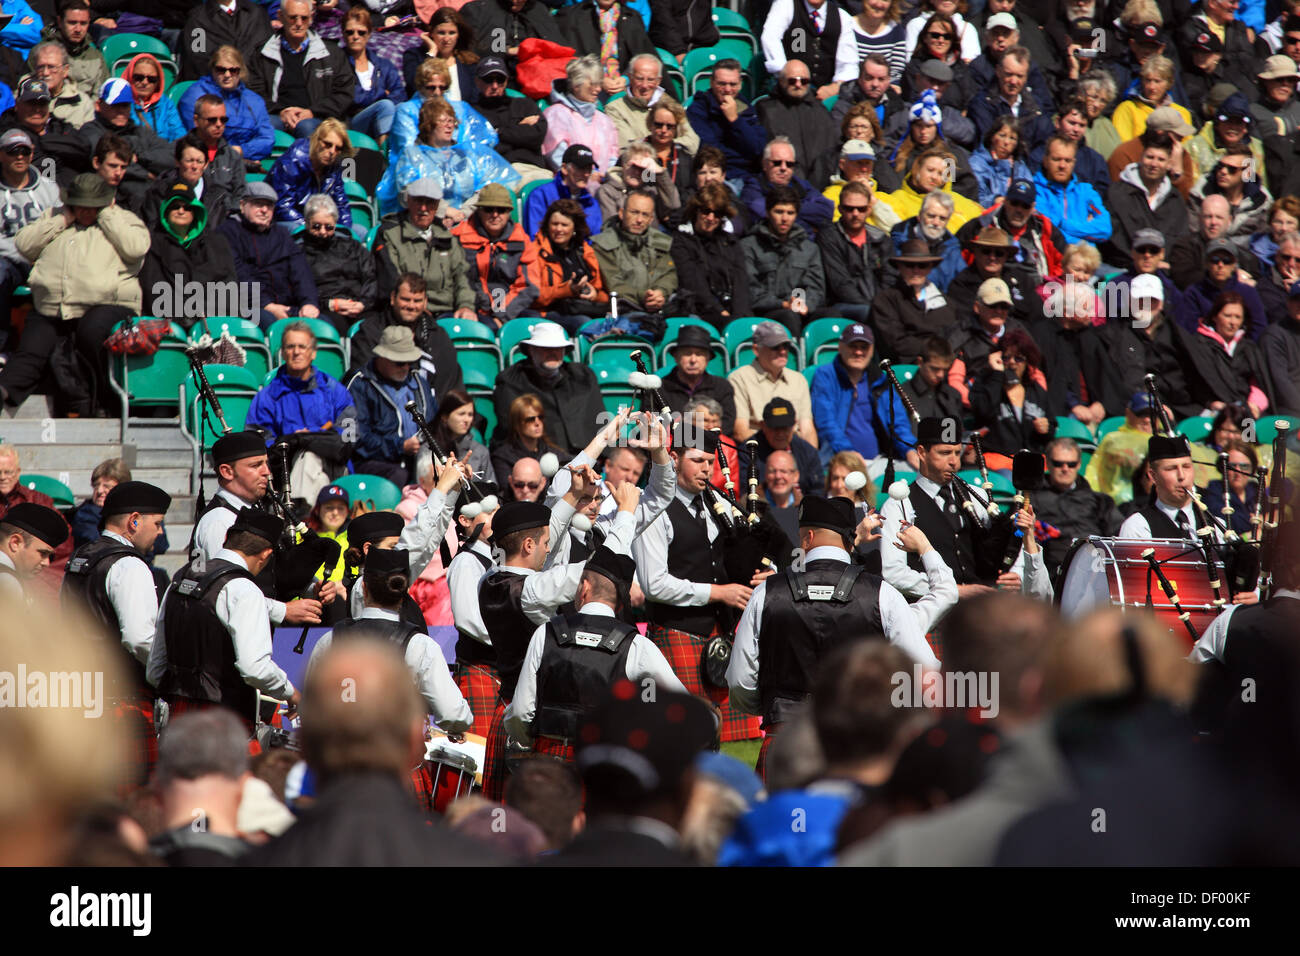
[0, 0, 1299, 869]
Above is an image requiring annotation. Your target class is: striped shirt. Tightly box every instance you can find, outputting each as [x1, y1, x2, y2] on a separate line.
[852, 19, 909, 82]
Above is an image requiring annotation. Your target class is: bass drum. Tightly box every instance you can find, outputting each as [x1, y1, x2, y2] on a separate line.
[1057, 536, 1224, 648]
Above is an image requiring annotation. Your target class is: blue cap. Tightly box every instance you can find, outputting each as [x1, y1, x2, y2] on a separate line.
[1129, 390, 1154, 412]
[1006, 179, 1036, 205]
[99, 77, 133, 105]
[316, 484, 350, 507]
[694, 751, 764, 807]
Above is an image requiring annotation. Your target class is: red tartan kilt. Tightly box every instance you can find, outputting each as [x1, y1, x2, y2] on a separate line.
[532, 734, 576, 764]
[755, 723, 780, 784]
[647, 624, 762, 742]
[482, 698, 509, 802]
[161, 697, 260, 753]
[456, 662, 501, 739]
[113, 696, 158, 792]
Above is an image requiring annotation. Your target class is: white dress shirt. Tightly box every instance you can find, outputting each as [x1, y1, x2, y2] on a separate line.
[880, 475, 1051, 602]
[309, 606, 472, 731]
[193, 487, 287, 625]
[101, 531, 160, 666]
[148, 549, 295, 701]
[632, 483, 720, 607]
[727, 545, 941, 716]
[348, 486, 456, 618]
[1189, 590, 1300, 663]
[760, 0, 860, 82]
[447, 537, 494, 644]
[505, 601, 688, 744]
[1118, 497, 1221, 543]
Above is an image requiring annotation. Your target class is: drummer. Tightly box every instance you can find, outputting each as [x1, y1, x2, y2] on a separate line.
[1119, 434, 1224, 543]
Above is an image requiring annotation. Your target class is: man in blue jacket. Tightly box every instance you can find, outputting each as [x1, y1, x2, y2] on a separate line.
[218, 181, 322, 329]
[345, 325, 436, 487]
[522, 144, 602, 237]
[811, 324, 918, 467]
[968, 47, 1054, 154]
[1031, 134, 1111, 248]
[246, 321, 358, 505]
[686, 59, 768, 180]
[739, 137, 834, 238]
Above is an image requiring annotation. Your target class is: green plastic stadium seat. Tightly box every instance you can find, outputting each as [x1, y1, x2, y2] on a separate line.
[498, 316, 567, 365]
[187, 316, 272, 382]
[107, 319, 191, 429]
[890, 363, 918, 383]
[271, 130, 294, 160]
[1097, 415, 1126, 438]
[1256, 415, 1300, 444]
[958, 468, 1016, 496]
[101, 32, 173, 68]
[20, 474, 75, 508]
[168, 79, 194, 105]
[265, 317, 346, 381]
[595, 364, 639, 416]
[347, 130, 380, 153]
[182, 363, 261, 449]
[458, 349, 503, 383]
[1055, 416, 1098, 448]
[801, 317, 849, 366]
[1176, 416, 1214, 443]
[331, 473, 402, 511]
[515, 177, 550, 222]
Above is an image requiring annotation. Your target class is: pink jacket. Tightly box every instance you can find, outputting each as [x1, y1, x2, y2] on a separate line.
[541, 80, 620, 177]
[397, 485, 458, 584]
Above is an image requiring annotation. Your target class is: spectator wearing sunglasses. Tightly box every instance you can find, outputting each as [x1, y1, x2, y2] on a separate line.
[340, 8, 405, 147]
[185, 95, 249, 205]
[816, 180, 890, 325]
[946, 225, 1042, 330]
[1254, 221, 1300, 322]
[968, 326, 1055, 463]
[506, 457, 547, 503]
[1188, 142, 1273, 243]
[1032, 436, 1123, 577]
[120, 53, 186, 142]
[389, 58, 499, 160]
[757, 61, 840, 185]
[0, 128, 59, 353]
[178, 45, 276, 163]
[760, 0, 859, 99]
[491, 393, 565, 488]
[739, 136, 834, 238]
[1175, 237, 1269, 342]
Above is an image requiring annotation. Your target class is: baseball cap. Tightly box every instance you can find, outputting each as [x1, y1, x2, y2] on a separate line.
[919, 59, 954, 82]
[977, 277, 1013, 306]
[1217, 92, 1253, 123]
[840, 139, 875, 160]
[1132, 22, 1165, 44]
[316, 484, 350, 508]
[563, 144, 597, 169]
[476, 56, 509, 80]
[1130, 273, 1164, 302]
[986, 11, 1018, 31]
[1146, 106, 1196, 138]
[762, 397, 797, 428]
[1128, 390, 1154, 412]
[752, 320, 794, 348]
[0, 128, 34, 151]
[840, 323, 873, 345]
[243, 180, 278, 203]
[1131, 227, 1165, 250]
[477, 182, 514, 209]
[99, 77, 134, 105]
[1192, 31, 1224, 54]
[1205, 238, 1240, 262]
[16, 77, 50, 103]
[1006, 178, 1036, 205]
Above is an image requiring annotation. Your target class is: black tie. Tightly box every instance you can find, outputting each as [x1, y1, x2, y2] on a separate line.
[1176, 509, 1194, 541]
[691, 495, 709, 529]
[939, 484, 963, 532]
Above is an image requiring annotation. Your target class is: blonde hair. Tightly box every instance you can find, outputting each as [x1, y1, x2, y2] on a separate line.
[1064, 241, 1101, 274]
[415, 57, 453, 88]
[1120, 0, 1162, 27]
[310, 118, 354, 166]
[829, 451, 877, 505]
[1140, 54, 1174, 84]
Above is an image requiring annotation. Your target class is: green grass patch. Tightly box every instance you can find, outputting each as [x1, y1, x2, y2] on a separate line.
[721, 738, 762, 770]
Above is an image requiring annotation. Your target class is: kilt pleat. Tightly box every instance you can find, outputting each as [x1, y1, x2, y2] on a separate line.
[455, 662, 501, 738]
[647, 624, 762, 742]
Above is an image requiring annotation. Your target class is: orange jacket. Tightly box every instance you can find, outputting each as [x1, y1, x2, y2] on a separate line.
[520, 233, 609, 310]
[451, 218, 537, 320]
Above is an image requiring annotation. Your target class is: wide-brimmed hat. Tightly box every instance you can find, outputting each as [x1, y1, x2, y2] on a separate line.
[889, 238, 941, 265]
[61, 173, 114, 208]
[966, 225, 1014, 249]
[372, 325, 424, 363]
[521, 321, 573, 350]
[668, 324, 715, 354]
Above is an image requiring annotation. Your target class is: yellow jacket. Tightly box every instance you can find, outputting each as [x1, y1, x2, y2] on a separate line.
[879, 178, 983, 233]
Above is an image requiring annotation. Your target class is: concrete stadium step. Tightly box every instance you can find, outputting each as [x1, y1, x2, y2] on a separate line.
[44, 466, 193, 497]
[0, 418, 122, 444]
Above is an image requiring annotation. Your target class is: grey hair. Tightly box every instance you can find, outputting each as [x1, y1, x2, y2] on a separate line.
[688, 396, 724, 420]
[920, 191, 955, 216]
[415, 450, 436, 481]
[1046, 436, 1081, 459]
[620, 142, 655, 166]
[1078, 72, 1117, 105]
[567, 54, 603, 93]
[763, 135, 796, 163]
[29, 41, 69, 67]
[1277, 230, 1300, 249]
[157, 710, 250, 783]
[628, 53, 662, 78]
[303, 193, 340, 223]
[282, 320, 316, 347]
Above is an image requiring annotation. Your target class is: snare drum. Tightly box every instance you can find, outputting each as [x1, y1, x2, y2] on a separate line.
[1058, 537, 1224, 647]
[424, 745, 479, 814]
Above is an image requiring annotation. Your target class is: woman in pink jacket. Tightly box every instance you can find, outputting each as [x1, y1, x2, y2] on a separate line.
[541, 54, 619, 183]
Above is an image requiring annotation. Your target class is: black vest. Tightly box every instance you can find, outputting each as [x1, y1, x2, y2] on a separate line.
[647, 497, 724, 636]
[907, 482, 981, 584]
[533, 612, 636, 741]
[783, 0, 842, 88]
[60, 536, 151, 697]
[1222, 595, 1300, 677]
[454, 547, 497, 667]
[1139, 502, 1201, 541]
[479, 570, 533, 703]
[155, 558, 259, 718]
[759, 559, 884, 725]
[189, 495, 279, 598]
[332, 615, 423, 655]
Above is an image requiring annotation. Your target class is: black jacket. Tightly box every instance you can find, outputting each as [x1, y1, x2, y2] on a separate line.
[301, 230, 379, 314]
[245, 32, 355, 120]
[1261, 314, 1300, 414]
[946, 313, 1033, 386]
[756, 93, 840, 184]
[1106, 317, 1209, 420]
[669, 224, 750, 330]
[462, 0, 565, 57]
[557, 0, 655, 71]
[968, 368, 1056, 457]
[134, 170, 235, 231]
[946, 266, 1043, 327]
[816, 220, 889, 308]
[872, 280, 958, 364]
[180, 0, 273, 80]
[659, 364, 737, 435]
[0, 110, 88, 187]
[346, 309, 464, 404]
[538, 821, 696, 866]
[140, 223, 238, 325]
[1033, 474, 1123, 577]
[647, 0, 718, 57]
[1184, 327, 1274, 412]
[1029, 318, 1131, 419]
[492, 360, 606, 454]
[1106, 176, 1190, 263]
[78, 113, 174, 202]
[245, 772, 495, 866]
[474, 93, 548, 168]
[900, 55, 977, 114]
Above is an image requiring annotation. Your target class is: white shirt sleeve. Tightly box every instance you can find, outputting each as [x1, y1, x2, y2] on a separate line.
[726, 577, 765, 716]
[1020, 548, 1055, 602]
[880, 580, 941, 668]
[626, 635, 688, 694]
[543, 496, 576, 570]
[880, 494, 932, 598]
[306, 631, 333, 676]
[1189, 604, 1238, 663]
[408, 634, 472, 731]
[833, 8, 858, 82]
[633, 504, 713, 606]
[398, 488, 455, 578]
[447, 551, 489, 642]
[634, 460, 677, 535]
[504, 622, 547, 744]
[520, 509, 637, 623]
[1119, 511, 1153, 538]
[955, 13, 981, 62]
[908, 549, 959, 633]
[218, 577, 296, 701]
[105, 553, 159, 666]
[545, 452, 597, 504]
[760, 0, 796, 74]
